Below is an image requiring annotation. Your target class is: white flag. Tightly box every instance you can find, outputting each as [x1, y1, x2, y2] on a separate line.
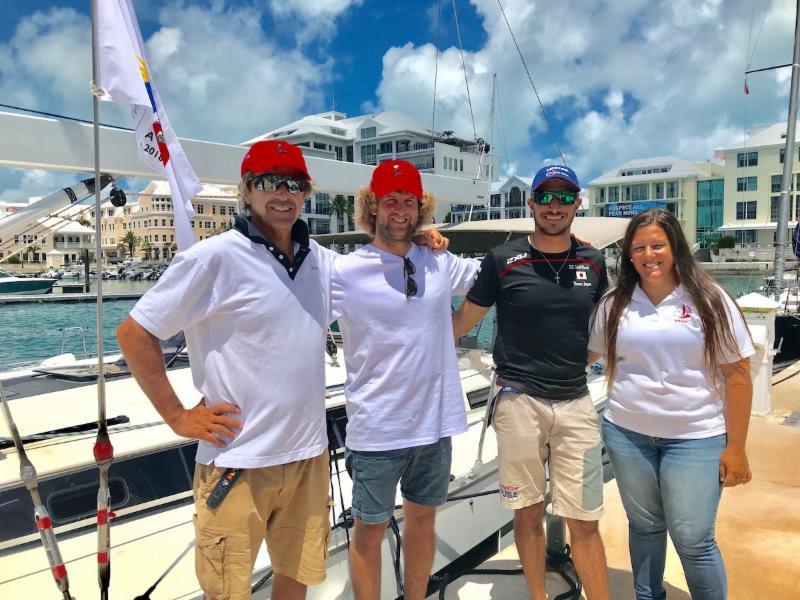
[96, 0, 200, 251]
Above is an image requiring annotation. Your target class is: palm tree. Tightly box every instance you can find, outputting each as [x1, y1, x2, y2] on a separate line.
[25, 244, 40, 263]
[121, 231, 140, 258]
[141, 240, 153, 261]
[328, 194, 352, 233]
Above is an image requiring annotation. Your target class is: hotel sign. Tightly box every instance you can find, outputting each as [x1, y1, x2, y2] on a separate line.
[605, 200, 666, 217]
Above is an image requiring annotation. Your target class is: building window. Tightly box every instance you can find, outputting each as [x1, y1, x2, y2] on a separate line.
[490, 211, 501, 219]
[315, 193, 330, 214]
[228, 206, 236, 215]
[734, 230, 757, 244]
[736, 176, 757, 192]
[735, 200, 757, 220]
[778, 147, 800, 163]
[597, 188, 605, 203]
[608, 186, 619, 202]
[490, 194, 501, 208]
[737, 151, 758, 167]
[460, 159, 464, 172]
[378, 142, 393, 154]
[360, 126, 376, 139]
[625, 184, 649, 202]
[771, 196, 782, 221]
[665, 181, 679, 199]
[195, 204, 204, 214]
[360, 144, 377, 165]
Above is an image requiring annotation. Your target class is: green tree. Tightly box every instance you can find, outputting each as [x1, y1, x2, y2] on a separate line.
[328, 194, 352, 233]
[25, 244, 41, 263]
[141, 239, 153, 261]
[121, 231, 140, 257]
[717, 235, 736, 249]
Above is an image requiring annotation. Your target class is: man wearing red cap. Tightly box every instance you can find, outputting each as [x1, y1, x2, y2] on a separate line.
[452, 164, 610, 600]
[118, 140, 336, 599]
[330, 160, 480, 600]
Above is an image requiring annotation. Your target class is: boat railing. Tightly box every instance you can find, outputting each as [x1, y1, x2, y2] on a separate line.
[58, 326, 88, 355]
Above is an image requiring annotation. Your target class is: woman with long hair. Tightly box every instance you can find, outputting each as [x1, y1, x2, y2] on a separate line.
[588, 208, 754, 600]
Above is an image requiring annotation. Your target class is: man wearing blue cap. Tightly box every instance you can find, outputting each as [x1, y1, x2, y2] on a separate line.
[453, 165, 610, 600]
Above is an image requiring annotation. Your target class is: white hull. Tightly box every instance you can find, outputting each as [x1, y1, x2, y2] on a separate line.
[0, 350, 608, 599]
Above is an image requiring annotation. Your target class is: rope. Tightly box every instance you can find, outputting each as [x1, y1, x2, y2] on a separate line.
[388, 515, 405, 595]
[495, 0, 567, 166]
[0, 102, 132, 131]
[431, 0, 444, 137]
[451, 0, 478, 143]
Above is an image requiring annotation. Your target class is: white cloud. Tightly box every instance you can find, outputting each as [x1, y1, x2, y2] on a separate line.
[268, 0, 363, 45]
[370, 0, 794, 181]
[145, 2, 328, 144]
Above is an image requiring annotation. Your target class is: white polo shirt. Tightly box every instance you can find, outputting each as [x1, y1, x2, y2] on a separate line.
[588, 284, 754, 439]
[331, 244, 479, 451]
[131, 222, 335, 468]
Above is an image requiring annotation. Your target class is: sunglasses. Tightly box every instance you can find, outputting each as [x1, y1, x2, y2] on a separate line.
[403, 257, 417, 298]
[252, 174, 308, 194]
[533, 190, 578, 205]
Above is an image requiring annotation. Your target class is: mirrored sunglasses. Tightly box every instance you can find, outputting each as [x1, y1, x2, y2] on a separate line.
[252, 174, 308, 194]
[533, 190, 578, 205]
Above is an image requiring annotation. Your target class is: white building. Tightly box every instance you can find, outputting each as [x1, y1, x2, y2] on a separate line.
[244, 110, 499, 227]
[715, 122, 800, 246]
[588, 156, 725, 246]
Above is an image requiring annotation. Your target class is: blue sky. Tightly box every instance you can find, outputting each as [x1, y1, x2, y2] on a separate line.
[0, 0, 796, 202]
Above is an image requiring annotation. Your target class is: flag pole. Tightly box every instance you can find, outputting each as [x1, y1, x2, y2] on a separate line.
[90, 1, 114, 598]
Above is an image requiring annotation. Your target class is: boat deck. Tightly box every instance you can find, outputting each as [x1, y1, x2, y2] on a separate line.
[450, 361, 800, 599]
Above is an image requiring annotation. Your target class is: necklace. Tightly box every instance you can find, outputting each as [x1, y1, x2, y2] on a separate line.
[528, 235, 571, 285]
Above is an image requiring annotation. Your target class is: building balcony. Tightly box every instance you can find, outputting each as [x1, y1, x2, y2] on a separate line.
[53, 242, 93, 249]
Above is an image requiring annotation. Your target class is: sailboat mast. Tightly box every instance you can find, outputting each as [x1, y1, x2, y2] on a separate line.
[90, 2, 114, 599]
[773, 0, 800, 294]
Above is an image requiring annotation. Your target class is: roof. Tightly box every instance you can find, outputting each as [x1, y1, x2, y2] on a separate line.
[589, 156, 715, 186]
[137, 181, 237, 198]
[491, 175, 533, 194]
[313, 216, 629, 253]
[242, 110, 450, 146]
[718, 121, 800, 151]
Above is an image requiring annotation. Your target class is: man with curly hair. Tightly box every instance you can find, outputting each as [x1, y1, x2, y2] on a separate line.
[330, 160, 479, 599]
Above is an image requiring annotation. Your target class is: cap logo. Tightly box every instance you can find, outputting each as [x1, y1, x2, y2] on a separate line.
[276, 144, 288, 154]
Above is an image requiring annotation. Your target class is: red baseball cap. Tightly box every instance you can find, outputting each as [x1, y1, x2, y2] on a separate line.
[370, 160, 423, 199]
[240, 140, 310, 179]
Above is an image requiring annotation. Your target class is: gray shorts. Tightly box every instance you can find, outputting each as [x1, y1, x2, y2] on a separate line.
[345, 437, 452, 524]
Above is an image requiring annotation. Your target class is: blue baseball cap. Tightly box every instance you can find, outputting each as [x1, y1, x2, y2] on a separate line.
[531, 165, 580, 192]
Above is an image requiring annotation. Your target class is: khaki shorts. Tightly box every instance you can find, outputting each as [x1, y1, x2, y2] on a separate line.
[493, 391, 603, 520]
[193, 451, 330, 599]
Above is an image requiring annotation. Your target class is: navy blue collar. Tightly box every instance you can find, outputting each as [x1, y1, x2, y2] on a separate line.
[233, 215, 311, 279]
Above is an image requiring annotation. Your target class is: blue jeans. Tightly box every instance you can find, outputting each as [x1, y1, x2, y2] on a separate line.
[602, 419, 727, 600]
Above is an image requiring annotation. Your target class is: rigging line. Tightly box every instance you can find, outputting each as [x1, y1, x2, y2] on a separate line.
[494, 78, 511, 177]
[431, 0, 444, 138]
[0, 102, 133, 132]
[0, 199, 99, 256]
[451, 0, 478, 142]
[495, 0, 567, 166]
[748, 0, 776, 69]
[0, 196, 103, 256]
[745, 0, 757, 70]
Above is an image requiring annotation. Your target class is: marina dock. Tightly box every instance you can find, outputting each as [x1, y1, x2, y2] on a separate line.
[0, 291, 144, 304]
[449, 362, 800, 599]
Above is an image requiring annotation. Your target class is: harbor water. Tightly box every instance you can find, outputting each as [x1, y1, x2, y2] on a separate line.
[0, 274, 768, 372]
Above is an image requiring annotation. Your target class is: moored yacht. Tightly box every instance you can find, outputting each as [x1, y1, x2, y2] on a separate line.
[0, 269, 57, 296]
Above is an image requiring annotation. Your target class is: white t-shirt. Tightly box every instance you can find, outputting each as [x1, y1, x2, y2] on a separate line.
[131, 227, 335, 468]
[331, 244, 479, 451]
[588, 284, 755, 439]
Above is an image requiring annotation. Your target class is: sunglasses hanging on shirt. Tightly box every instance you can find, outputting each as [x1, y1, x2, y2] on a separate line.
[532, 190, 578, 206]
[251, 174, 308, 194]
[403, 257, 418, 298]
